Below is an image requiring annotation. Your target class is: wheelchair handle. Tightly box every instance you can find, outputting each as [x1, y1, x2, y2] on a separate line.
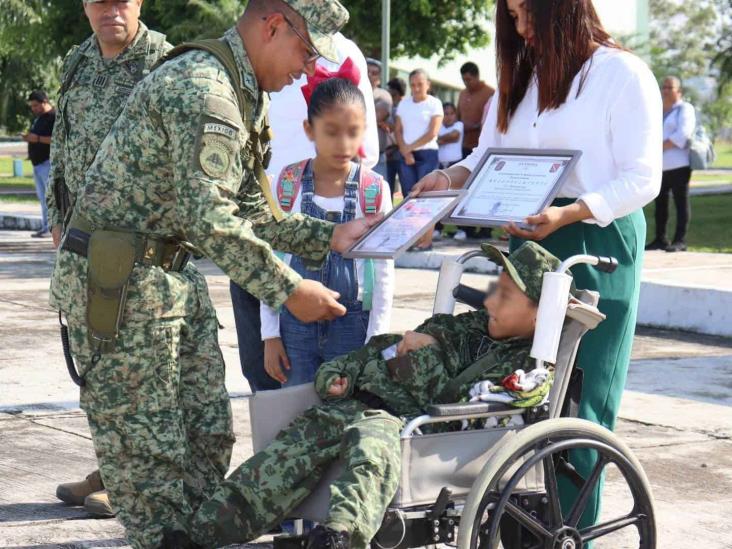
[557, 254, 618, 275]
[452, 284, 487, 310]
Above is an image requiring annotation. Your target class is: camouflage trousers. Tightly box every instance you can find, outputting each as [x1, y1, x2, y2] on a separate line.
[190, 399, 403, 549]
[67, 291, 234, 549]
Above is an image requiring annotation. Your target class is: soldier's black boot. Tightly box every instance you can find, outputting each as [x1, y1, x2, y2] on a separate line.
[305, 525, 351, 549]
[160, 529, 204, 549]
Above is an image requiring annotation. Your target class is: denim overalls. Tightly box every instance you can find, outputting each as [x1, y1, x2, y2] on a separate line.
[280, 160, 371, 387]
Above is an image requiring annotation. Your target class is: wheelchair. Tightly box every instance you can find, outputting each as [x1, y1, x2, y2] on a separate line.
[250, 250, 656, 549]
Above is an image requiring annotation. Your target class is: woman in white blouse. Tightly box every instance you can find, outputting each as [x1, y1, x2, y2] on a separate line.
[413, 0, 662, 530]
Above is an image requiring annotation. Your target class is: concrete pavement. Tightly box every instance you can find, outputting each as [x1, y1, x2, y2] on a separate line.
[1, 230, 731, 548]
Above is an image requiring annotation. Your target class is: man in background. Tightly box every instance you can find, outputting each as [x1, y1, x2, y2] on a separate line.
[22, 90, 55, 238]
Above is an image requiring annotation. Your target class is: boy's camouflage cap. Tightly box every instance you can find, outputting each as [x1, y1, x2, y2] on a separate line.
[284, 0, 349, 63]
[481, 241, 572, 303]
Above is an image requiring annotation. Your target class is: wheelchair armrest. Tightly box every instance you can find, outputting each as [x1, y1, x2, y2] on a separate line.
[426, 401, 517, 417]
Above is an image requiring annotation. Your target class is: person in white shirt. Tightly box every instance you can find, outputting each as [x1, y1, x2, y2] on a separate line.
[261, 78, 394, 386]
[394, 69, 443, 197]
[229, 32, 379, 392]
[411, 0, 661, 533]
[646, 76, 696, 252]
[437, 102, 464, 168]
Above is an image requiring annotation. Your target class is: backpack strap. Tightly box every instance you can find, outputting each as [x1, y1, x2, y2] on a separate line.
[157, 39, 284, 222]
[276, 160, 309, 212]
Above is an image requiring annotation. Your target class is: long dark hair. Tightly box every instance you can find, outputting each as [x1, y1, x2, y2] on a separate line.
[495, 0, 620, 132]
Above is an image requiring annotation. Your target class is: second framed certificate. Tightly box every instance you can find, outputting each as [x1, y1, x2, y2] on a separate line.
[445, 148, 582, 228]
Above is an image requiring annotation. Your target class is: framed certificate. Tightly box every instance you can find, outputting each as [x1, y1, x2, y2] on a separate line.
[344, 191, 465, 259]
[445, 148, 582, 228]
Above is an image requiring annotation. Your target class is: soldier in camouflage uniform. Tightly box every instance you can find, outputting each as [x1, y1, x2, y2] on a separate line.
[48, 0, 172, 517]
[169, 241, 563, 549]
[48, 1, 369, 547]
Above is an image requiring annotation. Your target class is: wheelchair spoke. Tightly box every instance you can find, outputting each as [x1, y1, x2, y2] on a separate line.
[580, 513, 644, 542]
[543, 455, 563, 528]
[505, 500, 553, 541]
[566, 455, 608, 527]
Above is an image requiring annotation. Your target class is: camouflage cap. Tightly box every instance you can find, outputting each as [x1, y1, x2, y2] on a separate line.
[283, 0, 349, 62]
[481, 241, 571, 303]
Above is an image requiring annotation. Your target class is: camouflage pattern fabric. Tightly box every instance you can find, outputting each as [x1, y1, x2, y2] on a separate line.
[315, 310, 534, 414]
[190, 399, 402, 549]
[65, 266, 234, 549]
[48, 26, 339, 549]
[189, 310, 531, 547]
[47, 22, 171, 229]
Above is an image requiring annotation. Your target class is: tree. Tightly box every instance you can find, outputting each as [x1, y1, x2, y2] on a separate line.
[342, 0, 493, 62]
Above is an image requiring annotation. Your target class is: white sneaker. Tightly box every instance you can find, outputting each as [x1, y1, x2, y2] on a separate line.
[432, 229, 443, 241]
[453, 230, 467, 241]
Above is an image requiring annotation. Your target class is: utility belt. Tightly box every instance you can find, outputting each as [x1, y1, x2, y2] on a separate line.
[58, 215, 192, 384]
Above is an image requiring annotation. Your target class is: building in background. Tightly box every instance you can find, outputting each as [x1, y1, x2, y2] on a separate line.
[389, 0, 650, 101]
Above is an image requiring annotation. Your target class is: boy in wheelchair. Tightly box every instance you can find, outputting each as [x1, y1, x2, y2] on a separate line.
[166, 241, 569, 549]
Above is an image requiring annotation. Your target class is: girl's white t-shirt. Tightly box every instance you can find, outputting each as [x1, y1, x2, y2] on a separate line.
[260, 169, 395, 342]
[438, 121, 464, 164]
[458, 47, 662, 227]
[396, 95, 444, 150]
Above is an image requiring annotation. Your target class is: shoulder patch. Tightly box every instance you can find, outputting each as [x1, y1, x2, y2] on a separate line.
[204, 94, 242, 128]
[199, 137, 234, 179]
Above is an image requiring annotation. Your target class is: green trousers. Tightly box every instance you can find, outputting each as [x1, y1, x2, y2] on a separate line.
[190, 399, 403, 549]
[69, 269, 235, 549]
[511, 202, 645, 528]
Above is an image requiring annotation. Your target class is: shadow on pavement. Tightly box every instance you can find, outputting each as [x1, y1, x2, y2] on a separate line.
[0, 502, 96, 523]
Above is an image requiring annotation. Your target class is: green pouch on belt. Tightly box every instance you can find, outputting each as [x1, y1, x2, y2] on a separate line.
[86, 230, 137, 343]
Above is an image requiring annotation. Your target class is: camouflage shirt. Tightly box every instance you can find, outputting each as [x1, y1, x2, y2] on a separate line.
[47, 22, 171, 228]
[51, 28, 335, 322]
[314, 310, 533, 417]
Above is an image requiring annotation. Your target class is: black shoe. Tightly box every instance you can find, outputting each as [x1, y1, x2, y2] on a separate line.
[644, 238, 669, 251]
[305, 525, 350, 549]
[665, 241, 687, 252]
[159, 529, 203, 549]
[31, 229, 50, 238]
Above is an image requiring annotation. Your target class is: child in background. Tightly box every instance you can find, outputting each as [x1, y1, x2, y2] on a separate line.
[433, 102, 465, 241]
[262, 78, 395, 387]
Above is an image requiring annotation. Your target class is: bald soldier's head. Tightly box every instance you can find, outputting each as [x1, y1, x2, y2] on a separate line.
[239, 0, 348, 93]
[83, 0, 143, 59]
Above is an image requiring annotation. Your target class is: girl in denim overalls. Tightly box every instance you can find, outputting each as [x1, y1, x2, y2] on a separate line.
[261, 78, 394, 387]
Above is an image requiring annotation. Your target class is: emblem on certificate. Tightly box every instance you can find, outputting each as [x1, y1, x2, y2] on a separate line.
[445, 148, 582, 228]
[344, 191, 465, 259]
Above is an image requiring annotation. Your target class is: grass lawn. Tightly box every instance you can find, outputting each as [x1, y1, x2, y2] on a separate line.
[0, 195, 40, 203]
[0, 157, 33, 177]
[712, 141, 732, 169]
[692, 172, 732, 184]
[643, 192, 732, 253]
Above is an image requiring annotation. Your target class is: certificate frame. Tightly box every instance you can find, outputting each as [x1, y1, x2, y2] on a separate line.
[444, 148, 582, 228]
[344, 190, 465, 259]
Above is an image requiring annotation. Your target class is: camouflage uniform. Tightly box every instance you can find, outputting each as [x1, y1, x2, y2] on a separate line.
[190, 309, 533, 549]
[46, 22, 171, 230]
[50, 2, 349, 546]
[187, 242, 561, 549]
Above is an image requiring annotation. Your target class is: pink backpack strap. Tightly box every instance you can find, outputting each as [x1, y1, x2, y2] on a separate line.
[275, 160, 308, 212]
[358, 167, 383, 216]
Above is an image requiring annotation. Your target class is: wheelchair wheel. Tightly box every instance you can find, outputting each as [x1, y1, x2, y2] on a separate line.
[457, 418, 655, 549]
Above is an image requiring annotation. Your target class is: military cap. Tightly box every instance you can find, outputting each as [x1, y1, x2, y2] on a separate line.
[481, 241, 572, 303]
[283, 0, 349, 62]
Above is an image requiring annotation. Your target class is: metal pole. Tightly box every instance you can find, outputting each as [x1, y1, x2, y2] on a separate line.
[381, 0, 390, 85]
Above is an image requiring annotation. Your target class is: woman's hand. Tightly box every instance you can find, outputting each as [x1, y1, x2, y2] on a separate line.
[264, 337, 290, 383]
[327, 376, 349, 397]
[396, 331, 438, 356]
[409, 170, 449, 196]
[402, 150, 415, 166]
[505, 202, 592, 241]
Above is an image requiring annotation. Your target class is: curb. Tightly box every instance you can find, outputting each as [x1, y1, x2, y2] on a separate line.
[0, 213, 42, 231]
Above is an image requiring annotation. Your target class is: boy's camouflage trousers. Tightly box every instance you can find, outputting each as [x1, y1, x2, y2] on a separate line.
[190, 399, 403, 549]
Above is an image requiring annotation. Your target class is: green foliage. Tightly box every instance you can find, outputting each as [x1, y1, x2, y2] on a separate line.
[341, 0, 493, 61]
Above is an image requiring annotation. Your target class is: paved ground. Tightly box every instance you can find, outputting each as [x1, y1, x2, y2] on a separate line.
[1, 231, 731, 548]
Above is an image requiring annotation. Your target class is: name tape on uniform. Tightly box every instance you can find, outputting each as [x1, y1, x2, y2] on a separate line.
[204, 122, 237, 140]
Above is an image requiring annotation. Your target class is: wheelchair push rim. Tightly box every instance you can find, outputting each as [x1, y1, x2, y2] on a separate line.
[458, 418, 656, 549]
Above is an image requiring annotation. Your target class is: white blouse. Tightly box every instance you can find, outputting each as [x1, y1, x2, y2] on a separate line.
[457, 47, 662, 227]
[260, 175, 395, 342]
